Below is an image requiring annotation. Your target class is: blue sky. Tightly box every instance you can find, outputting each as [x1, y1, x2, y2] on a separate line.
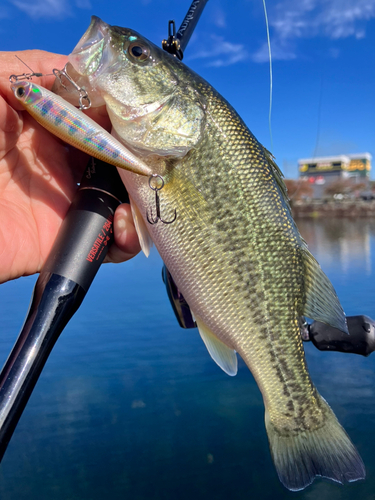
[2, 0, 374, 178]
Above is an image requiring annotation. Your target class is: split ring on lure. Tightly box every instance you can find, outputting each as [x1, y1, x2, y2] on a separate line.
[11, 80, 153, 177]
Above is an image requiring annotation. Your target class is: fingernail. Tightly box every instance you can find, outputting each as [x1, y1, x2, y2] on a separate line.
[117, 216, 127, 230]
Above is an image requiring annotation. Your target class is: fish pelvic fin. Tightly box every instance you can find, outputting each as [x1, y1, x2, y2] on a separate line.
[301, 247, 348, 334]
[265, 397, 365, 491]
[195, 316, 237, 376]
[129, 195, 153, 258]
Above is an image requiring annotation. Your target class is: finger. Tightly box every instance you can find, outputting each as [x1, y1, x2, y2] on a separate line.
[0, 96, 22, 161]
[4, 51, 68, 83]
[104, 203, 141, 263]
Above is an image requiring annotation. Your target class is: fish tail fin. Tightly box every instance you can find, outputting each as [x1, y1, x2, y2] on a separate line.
[265, 397, 365, 491]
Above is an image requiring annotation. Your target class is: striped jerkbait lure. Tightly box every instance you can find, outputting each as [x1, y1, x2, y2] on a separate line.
[11, 80, 152, 177]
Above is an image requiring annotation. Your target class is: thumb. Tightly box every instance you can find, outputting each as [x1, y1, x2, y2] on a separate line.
[104, 203, 141, 263]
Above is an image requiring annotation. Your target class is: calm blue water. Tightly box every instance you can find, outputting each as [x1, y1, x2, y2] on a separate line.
[1, 218, 375, 499]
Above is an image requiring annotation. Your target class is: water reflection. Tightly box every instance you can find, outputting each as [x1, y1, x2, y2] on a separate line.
[296, 218, 375, 276]
[295, 218, 375, 316]
[0, 220, 375, 499]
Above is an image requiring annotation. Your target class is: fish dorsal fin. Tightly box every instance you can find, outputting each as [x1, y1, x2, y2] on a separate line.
[129, 195, 153, 258]
[195, 316, 237, 376]
[301, 247, 348, 334]
[262, 146, 291, 212]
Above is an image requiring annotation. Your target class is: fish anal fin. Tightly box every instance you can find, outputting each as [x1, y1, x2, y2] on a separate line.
[129, 195, 153, 258]
[195, 316, 237, 376]
[302, 247, 348, 334]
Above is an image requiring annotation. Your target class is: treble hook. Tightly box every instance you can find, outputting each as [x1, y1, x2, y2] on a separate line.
[146, 174, 177, 225]
[53, 65, 91, 110]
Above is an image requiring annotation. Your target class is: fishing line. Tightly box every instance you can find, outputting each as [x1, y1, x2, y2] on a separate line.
[262, 0, 273, 154]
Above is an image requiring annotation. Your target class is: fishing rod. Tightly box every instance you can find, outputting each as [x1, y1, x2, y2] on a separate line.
[162, 0, 209, 59]
[0, 0, 210, 463]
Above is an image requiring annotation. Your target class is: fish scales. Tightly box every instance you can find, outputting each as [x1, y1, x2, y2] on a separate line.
[61, 16, 365, 490]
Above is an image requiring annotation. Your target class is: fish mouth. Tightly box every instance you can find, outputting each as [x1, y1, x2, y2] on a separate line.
[69, 15, 110, 76]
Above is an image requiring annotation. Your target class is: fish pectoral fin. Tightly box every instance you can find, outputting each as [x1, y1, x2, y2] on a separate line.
[129, 195, 153, 258]
[301, 247, 348, 334]
[195, 316, 237, 376]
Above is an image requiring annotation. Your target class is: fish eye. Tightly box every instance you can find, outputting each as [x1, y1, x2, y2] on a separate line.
[128, 41, 150, 62]
[16, 87, 26, 98]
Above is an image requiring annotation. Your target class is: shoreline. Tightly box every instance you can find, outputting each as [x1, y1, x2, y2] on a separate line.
[291, 199, 375, 218]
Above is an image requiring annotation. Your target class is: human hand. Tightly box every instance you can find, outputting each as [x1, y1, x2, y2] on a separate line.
[0, 50, 141, 284]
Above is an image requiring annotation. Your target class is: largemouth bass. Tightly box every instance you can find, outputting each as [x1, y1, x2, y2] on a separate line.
[61, 16, 365, 490]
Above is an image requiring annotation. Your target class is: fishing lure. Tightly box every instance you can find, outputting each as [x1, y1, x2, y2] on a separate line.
[11, 80, 153, 177]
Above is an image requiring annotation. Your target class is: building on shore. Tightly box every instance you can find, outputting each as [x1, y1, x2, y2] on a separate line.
[298, 153, 372, 198]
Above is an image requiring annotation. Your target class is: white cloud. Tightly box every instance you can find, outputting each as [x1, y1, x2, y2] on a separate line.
[11, 0, 71, 18]
[188, 34, 249, 67]
[252, 41, 296, 63]
[10, 0, 91, 19]
[271, 0, 375, 40]
[191, 0, 375, 66]
[252, 0, 375, 61]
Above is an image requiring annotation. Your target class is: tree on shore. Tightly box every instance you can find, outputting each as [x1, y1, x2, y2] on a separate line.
[284, 179, 313, 200]
[324, 179, 367, 197]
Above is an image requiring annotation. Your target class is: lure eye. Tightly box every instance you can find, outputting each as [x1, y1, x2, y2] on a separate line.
[128, 42, 150, 62]
[16, 86, 26, 98]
